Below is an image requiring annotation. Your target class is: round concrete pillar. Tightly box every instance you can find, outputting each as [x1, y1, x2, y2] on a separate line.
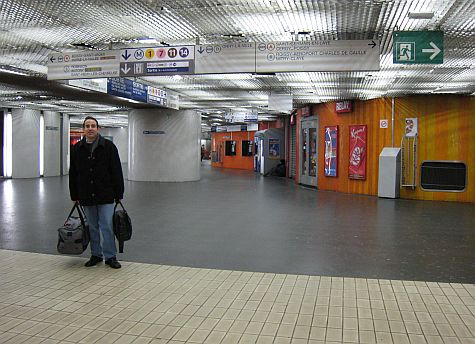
[128, 108, 201, 182]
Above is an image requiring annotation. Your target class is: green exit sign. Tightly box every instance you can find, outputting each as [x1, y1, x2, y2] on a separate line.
[393, 31, 444, 64]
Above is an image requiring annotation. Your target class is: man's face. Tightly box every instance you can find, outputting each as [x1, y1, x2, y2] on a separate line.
[83, 119, 99, 141]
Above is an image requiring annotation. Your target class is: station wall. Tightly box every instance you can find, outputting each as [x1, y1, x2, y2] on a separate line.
[305, 95, 474, 203]
[211, 131, 255, 170]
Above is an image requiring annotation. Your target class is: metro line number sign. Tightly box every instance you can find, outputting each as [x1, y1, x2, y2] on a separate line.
[119, 45, 195, 77]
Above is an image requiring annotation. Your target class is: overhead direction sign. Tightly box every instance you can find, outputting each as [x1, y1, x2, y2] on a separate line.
[393, 31, 443, 64]
[47, 40, 382, 80]
[195, 43, 255, 74]
[47, 51, 120, 80]
[119, 45, 195, 77]
[255, 40, 380, 73]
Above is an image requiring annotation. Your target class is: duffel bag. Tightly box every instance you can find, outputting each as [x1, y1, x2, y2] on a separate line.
[57, 202, 90, 255]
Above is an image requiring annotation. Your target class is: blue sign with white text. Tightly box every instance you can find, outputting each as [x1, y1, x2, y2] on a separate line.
[107, 78, 147, 103]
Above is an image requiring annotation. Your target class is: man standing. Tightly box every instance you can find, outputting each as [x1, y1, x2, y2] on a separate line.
[69, 116, 124, 269]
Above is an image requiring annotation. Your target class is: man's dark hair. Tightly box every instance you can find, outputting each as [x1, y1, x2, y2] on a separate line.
[83, 116, 99, 128]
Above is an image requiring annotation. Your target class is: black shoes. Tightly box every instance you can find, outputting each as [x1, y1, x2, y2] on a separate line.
[85, 255, 103, 267]
[85, 256, 121, 269]
[105, 257, 121, 269]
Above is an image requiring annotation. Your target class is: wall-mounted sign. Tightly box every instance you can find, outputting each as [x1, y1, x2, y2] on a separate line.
[324, 126, 338, 177]
[349, 125, 367, 180]
[335, 100, 353, 113]
[380, 119, 389, 129]
[143, 130, 165, 135]
[301, 106, 311, 117]
[45, 126, 59, 131]
[405, 118, 418, 137]
[247, 123, 258, 131]
[269, 138, 280, 159]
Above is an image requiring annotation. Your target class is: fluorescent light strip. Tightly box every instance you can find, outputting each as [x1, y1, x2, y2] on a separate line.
[39, 114, 44, 176]
[0, 68, 28, 76]
[3, 111, 13, 177]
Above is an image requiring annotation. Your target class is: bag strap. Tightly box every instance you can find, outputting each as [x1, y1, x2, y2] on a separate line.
[65, 202, 86, 226]
[113, 200, 127, 213]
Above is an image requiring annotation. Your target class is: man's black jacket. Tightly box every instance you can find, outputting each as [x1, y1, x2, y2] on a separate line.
[69, 135, 124, 206]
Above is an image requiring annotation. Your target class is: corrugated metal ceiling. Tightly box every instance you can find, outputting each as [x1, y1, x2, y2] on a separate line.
[0, 0, 473, 128]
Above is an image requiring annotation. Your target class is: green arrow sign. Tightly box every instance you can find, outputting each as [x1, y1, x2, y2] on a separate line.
[393, 31, 443, 64]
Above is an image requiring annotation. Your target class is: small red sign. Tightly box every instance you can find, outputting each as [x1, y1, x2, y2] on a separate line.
[335, 101, 353, 113]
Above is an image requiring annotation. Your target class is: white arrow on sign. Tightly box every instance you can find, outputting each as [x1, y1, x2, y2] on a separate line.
[121, 63, 131, 74]
[422, 42, 441, 60]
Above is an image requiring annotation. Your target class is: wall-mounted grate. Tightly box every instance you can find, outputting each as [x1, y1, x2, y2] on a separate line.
[420, 161, 466, 192]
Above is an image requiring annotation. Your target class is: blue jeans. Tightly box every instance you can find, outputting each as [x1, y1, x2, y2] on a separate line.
[83, 203, 116, 260]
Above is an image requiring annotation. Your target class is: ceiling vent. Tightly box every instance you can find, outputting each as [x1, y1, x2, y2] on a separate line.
[408, 12, 434, 19]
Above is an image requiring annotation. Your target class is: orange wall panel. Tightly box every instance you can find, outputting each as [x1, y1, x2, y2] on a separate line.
[211, 131, 255, 170]
[314, 96, 474, 203]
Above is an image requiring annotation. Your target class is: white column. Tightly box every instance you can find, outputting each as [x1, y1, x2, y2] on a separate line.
[43, 111, 61, 177]
[12, 108, 40, 178]
[128, 108, 201, 182]
[100, 127, 128, 164]
[62, 113, 70, 175]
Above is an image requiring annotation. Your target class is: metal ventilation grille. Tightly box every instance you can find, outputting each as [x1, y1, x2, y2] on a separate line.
[420, 161, 467, 192]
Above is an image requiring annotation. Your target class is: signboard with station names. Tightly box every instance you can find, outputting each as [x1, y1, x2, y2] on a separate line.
[47, 51, 120, 80]
[255, 40, 380, 73]
[47, 40, 381, 80]
[194, 43, 256, 74]
[119, 45, 195, 77]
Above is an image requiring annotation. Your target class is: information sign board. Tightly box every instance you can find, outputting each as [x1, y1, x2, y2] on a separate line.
[47, 51, 120, 80]
[256, 40, 380, 73]
[107, 78, 147, 103]
[393, 31, 443, 64]
[119, 46, 195, 76]
[147, 86, 168, 107]
[195, 43, 255, 74]
[68, 78, 108, 93]
[225, 111, 258, 123]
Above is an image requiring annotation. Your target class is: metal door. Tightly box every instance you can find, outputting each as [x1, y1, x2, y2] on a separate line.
[299, 116, 318, 187]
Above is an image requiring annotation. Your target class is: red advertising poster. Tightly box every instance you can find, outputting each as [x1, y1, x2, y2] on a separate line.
[348, 125, 367, 180]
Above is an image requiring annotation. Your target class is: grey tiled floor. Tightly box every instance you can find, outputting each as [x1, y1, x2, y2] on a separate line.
[1, 249, 474, 344]
[1, 163, 475, 283]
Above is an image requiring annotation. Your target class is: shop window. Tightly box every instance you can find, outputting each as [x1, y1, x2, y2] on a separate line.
[242, 140, 253, 156]
[225, 141, 236, 156]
